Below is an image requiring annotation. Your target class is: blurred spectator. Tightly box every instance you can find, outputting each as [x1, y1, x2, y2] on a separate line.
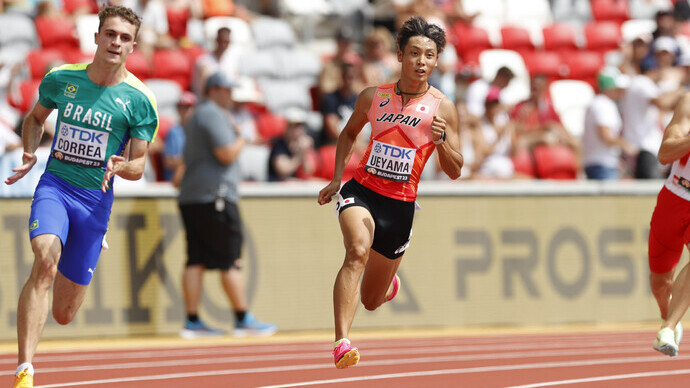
[267, 108, 317, 181]
[641, 9, 682, 71]
[229, 77, 261, 144]
[511, 74, 578, 155]
[583, 68, 636, 180]
[200, 0, 233, 18]
[621, 54, 684, 179]
[655, 37, 685, 97]
[318, 26, 362, 95]
[163, 91, 196, 182]
[360, 27, 399, 88]
[465, 66, 514, 120]
[191, 26, 231, 97]
[394, 0, 447, 31]
[620, 34, 652, 76]
[320, 62, 358, 148]
[120, 0, 175, 56]
[165, 0, 203, 43]
[469, 88, 516, 179]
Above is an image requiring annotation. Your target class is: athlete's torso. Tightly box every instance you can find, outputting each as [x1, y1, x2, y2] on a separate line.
[665, 150, 690, 201]
[39, 64, 158, 190]
[354, 83, 444, 202]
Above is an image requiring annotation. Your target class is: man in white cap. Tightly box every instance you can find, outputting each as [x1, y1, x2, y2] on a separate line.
[582, 67, 636, 180]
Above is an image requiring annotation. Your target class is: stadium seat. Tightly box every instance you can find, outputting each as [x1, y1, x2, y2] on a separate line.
[145, 79, 182, 120]
[238, 144, 271, 181]
[34, 16, 80, 52]
[257, 78, 313, 115]
[561, 51, 604, 88]
[8, 79, 41, 114]
[251, 17, 298, 49]
[62, 0, 98, 14]
[75, 14, 100, 55]
[315, 144, 359, 182]
[621, 19, 656, 43]
[203, 16, 254, 50]
[27, 49, 65, 80]
[238, 49, 282, 78]
[501, 26, 535, 55]
[255, 111, 288, 141]
[549, 79, 595, 137]
[126, 50, 152, 80]
[504, 0, 553, 28]
[166, 6, 191, 40]
[152, 49, 192, 90]
[462, 0, 505, 25]
[276, 47, 322, 81]
[0, 13, 38, 52]
[542, 23, 579, 55]
[532, 144, 579, 179]
[590, 0, 630, 24]
[278, 0, 332, 16]
[478, 49, 530, 106]
[584, 21, 622, 54]
[522, 51, 564, 80]
[453, 23, 493, 63]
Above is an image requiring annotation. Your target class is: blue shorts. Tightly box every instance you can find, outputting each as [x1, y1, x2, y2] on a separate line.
[29, 172, 113, 285]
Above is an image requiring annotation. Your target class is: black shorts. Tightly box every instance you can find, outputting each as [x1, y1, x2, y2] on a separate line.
[179, 201, 243, 270]
[337, 179, 415, 259]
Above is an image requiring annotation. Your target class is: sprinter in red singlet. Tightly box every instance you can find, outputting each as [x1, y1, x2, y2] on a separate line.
[317, 16, 464, 369]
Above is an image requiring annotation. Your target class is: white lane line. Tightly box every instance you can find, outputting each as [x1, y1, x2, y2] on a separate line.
[256, 356, 690, 388]
[34, 353, 690, 387]
[506, 368, 690, 387]
[0, 342, 654, 377]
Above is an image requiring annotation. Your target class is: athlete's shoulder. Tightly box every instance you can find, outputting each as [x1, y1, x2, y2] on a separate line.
[46, 63, 88, 76]
[122, 72, 158, 107]
[427, 85, 447, 101]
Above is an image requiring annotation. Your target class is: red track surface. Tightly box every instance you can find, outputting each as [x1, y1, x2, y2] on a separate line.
[2, 330, 687, 387]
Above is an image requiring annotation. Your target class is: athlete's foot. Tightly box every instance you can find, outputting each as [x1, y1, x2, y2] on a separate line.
[13, 368, 33, 388]
[654, 327, 679, 357]
[386, 274, 400, 302]
[333, 338, 360, 369]
[675, 322, 683, 346]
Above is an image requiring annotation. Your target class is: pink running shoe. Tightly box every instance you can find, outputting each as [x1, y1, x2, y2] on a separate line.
[386, 274, 400, 302]
[333, 338, 360, 369]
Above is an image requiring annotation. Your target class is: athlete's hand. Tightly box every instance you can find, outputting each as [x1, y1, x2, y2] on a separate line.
[431, 115, 447, 143]
[4, 152, 37, 185]
[101, 155, 125, 193]
[318, 180, 340, 205]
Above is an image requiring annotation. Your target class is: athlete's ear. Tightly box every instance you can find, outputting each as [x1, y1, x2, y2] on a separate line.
[397, 49, 403, 63]
[94, 32, 98, 45]
[130, 40, 136, 53]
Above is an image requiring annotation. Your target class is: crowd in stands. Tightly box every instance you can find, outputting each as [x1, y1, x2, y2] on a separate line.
[2, 0, 690, 195]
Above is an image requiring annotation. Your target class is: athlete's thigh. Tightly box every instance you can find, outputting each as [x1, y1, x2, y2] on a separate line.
[52, 271, 89, 313]
[361, 249, 402, 299]
[339, 206, 375, 251]
[59, 200, 110, 285]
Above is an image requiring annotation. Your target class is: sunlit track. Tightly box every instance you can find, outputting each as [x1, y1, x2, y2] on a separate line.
[0, 328, 683, 387]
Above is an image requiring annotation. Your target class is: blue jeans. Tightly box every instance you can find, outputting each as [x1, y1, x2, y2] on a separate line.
[585, 165, 619, 180]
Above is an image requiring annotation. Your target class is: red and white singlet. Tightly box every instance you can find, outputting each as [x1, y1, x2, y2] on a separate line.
[665, 152, 690, 201]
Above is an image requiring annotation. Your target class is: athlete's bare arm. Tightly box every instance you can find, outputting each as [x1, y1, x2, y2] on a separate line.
[318, 87, 376, 205]
[658, 93, 690, 165]
[101, 137, 150, 192]
[434, 97, 463, 180]
[4, 102, 52, 185]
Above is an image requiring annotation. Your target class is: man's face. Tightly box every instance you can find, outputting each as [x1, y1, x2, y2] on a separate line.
[210, 87, 233, 109]
[397, 36, 438, 82]
[216, 30, 231, 53]
[94, 16, 137, 65]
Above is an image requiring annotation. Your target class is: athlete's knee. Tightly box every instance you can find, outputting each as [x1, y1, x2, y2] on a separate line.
[344, 243, 369, 267]
[30, 257, 59, 287]
[52, 302, 79, 325]
[650, 271, 674, 293]
[360, 294, 383, 311]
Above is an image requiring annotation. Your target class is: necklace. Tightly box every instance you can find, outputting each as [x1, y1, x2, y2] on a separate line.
[396, 81, 430, 96]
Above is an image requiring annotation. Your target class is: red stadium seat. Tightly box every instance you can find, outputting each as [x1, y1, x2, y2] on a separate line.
[511, 148, 536, 178]
[152, 49, 192, 90]
[27, 49, 65, 80]
[255, 111, 288, 141]
[501, 26, 535, 55]
[8, 79, 41, 114]
[542, 23, 578, 55]
[522, 51, 563, 79]
[62, 0, 98, 14]
[453, 23, 493, 63]
[125, 50, 152, 80]
[561, 51, 604, 88]
[315, 144, 360, 182]
[166, 6, 191, 40]
[34, 16, 80, 51]
[533, 144, 578, 179]
[590, 0, 630, 24]
[584, 21, 622, 54]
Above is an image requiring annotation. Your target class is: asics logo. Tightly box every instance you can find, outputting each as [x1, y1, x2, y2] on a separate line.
[379, 98, 390, 108]
[115, 97, 131, 112]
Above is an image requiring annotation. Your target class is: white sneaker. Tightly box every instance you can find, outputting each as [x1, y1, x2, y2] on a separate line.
[675, 322, 683, 346]
[654, 327, 679, 357]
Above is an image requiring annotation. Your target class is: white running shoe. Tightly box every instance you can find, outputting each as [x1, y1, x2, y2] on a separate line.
[675, 322, 683, 346]
[654, 327, 679, 357]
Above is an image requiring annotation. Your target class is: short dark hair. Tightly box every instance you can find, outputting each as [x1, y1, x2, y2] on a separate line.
[98, 5, 142, 37]
[396, 16, 446, 54]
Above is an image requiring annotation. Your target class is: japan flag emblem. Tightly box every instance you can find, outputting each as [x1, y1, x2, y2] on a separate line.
[415, 104, 429, 114]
